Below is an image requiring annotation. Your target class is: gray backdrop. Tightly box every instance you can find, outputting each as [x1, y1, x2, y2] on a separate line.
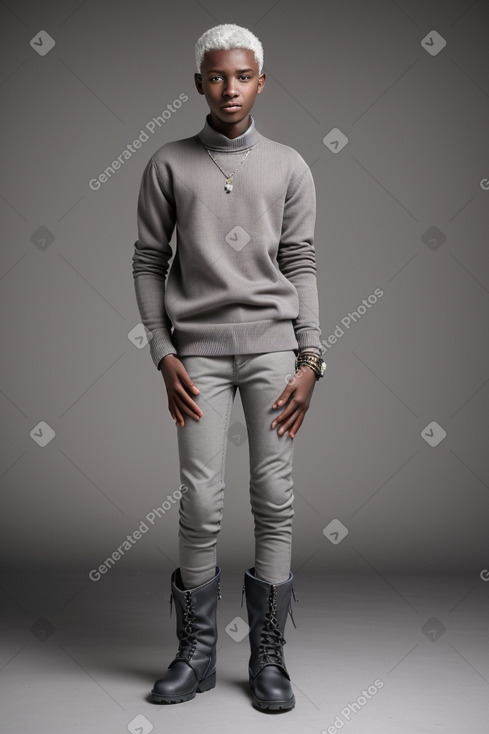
[1, 0, 488, 578]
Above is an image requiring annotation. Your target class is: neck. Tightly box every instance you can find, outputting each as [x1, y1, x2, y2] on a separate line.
[198, 113, 260, 152]
[208, 112, 251, 139]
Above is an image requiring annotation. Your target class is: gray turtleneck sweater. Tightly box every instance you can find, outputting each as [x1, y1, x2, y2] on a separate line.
[132, 114, 322, 370]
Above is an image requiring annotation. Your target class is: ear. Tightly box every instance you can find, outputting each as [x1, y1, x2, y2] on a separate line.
[257, 72, 266, 94]
[194, 73, 204, 95]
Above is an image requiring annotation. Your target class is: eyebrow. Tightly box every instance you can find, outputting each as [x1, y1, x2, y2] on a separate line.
[206, 68, 255, 74]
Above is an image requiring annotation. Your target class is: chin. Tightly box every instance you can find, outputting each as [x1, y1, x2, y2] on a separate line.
[220, 111, 249, 124]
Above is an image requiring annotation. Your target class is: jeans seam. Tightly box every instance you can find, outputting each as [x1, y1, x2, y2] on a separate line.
[213, 374, 234, 567]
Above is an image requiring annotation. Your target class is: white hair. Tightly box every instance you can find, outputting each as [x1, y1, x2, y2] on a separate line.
[195, 23, 264, 74]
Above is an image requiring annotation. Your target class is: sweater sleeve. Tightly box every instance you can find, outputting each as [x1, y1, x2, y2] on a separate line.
[277, 159, 323, 352]
[132, 155, 177, 370]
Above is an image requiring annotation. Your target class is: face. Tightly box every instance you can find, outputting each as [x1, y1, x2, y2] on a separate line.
[195, 48, 266, 137]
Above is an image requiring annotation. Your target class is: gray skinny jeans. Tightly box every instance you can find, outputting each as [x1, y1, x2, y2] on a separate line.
[175, 350, 297, 589]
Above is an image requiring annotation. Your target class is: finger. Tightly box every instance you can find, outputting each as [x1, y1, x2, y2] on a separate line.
[175, 397, 203, 421]
[272, 382, 296, 408]
[272, 388, 292, 410]
[175, 365, 200, 395]
[173, 386, 203, 418]
[169, 403, 183, 425]
[277, 414, 296, 435]
[181, 378, 200, 395]
[172, 403, 185, 427]
[288, 414, 304, 439]
[271, 410, 290, 429]
[171, 391, 198, 421]
[276, 405, 304, 436]
[271, 398, 298, 429]
[278, 409, 298, 436]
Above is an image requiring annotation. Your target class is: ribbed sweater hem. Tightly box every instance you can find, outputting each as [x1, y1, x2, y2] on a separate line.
[173, 319, 299, 358]
[148, 323, 323, 368]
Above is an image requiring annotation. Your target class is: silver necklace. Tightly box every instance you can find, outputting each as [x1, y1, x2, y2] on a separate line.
[203, 146, 252, 193]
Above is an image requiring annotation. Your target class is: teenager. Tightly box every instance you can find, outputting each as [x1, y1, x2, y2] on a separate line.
[132, 23, 325, 712]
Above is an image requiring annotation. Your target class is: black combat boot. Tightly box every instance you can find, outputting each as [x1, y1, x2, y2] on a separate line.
[152, 566, 221, 703]
[242, 567, 297, 711]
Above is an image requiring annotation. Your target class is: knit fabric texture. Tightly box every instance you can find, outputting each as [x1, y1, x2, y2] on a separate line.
[132, 114, 323, 369]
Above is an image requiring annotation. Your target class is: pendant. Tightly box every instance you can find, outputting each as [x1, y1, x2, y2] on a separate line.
[224, 178, 233, 194]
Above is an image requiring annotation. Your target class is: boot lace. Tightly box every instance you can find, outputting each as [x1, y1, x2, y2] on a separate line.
[258, 585, 286, 666]
[175, 590, 197, 660]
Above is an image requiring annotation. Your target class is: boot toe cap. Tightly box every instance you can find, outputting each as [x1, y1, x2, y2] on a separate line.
[152, 661, 198, 700]
[252, 665, 295, 708]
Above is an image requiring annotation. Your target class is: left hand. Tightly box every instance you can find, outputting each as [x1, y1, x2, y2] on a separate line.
[271, 365, 317, 439]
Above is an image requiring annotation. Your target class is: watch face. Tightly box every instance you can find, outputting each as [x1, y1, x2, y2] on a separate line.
[320, 361, 326, 376]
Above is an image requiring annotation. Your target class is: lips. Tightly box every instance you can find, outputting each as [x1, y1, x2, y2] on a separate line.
[222, 104, 241, 110]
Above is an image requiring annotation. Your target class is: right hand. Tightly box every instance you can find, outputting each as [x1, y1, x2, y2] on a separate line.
[159, 354, 203, 427]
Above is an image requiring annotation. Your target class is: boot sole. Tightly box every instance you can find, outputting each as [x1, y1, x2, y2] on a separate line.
[152, 672, 216, 704]
[252, 696, 295, 711]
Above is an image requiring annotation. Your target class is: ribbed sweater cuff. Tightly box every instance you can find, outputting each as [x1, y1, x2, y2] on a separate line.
[148, 328, 177, 370]
[295, 330, 324, 354]
[299, 346, 322, 356]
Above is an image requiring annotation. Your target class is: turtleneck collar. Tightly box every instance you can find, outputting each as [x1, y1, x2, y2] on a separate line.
[197, 114, 259, 152]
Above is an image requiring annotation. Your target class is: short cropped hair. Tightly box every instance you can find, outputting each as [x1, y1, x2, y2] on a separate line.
[195, 24, 264, 74]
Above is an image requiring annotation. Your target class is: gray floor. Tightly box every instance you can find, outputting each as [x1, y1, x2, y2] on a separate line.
[1, 568, 488, 733]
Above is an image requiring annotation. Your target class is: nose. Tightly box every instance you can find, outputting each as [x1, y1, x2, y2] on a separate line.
[222, 78, 238, 97]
